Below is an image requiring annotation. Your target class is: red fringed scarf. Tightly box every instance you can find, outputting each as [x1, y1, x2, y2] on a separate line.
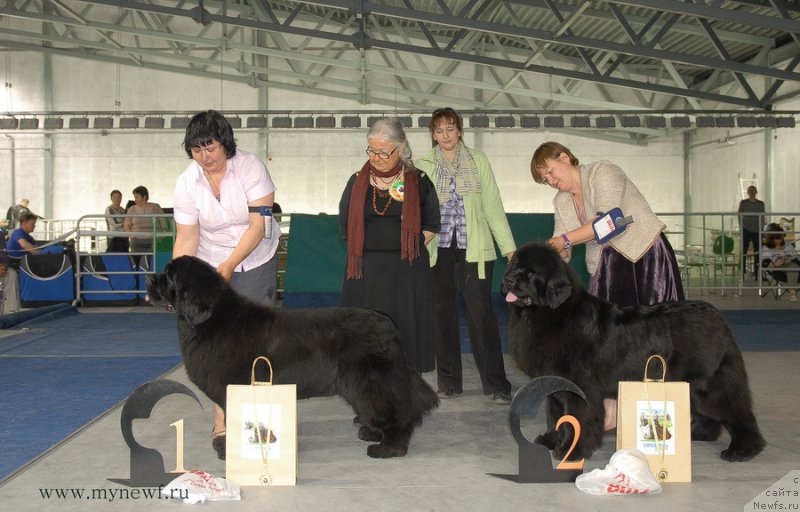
[346, 160, 421, 279]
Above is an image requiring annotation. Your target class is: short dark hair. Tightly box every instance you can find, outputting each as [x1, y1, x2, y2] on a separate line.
[19, 212, 38, 224]
[110, 189, 122, 198]
[132, 185, 149, 200]
[531, 141, 580, 184]
[183, 110, 237, 159]
[763, 222, 785, 249]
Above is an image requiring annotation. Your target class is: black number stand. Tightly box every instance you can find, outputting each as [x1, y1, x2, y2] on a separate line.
[490, 376, 588, 483]
[108, 379, 202, 487]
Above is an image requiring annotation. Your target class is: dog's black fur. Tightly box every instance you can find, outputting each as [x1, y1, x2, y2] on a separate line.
[502, 242, 765, 462]
[146, 256, 438, 459]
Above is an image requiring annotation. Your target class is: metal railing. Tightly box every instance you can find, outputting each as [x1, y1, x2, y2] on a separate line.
[72, 213, 175, 305]
[69, 213, 291, 305]
[21, 211, 797, 303]
[659, 211, 798, 297]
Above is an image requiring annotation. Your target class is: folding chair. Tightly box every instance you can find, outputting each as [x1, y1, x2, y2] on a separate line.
[758, 262, 785, 299]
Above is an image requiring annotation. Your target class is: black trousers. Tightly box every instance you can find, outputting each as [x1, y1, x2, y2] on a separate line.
[741, 229, 760, 273]
[432, 242, 510, 395]
[106, 237, 130, 253]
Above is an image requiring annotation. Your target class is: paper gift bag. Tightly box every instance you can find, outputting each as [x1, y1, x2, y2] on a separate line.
[226, 356, 297, 486]
[616, 355, 692, 483]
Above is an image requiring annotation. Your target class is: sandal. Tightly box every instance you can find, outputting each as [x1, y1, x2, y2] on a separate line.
[211, 427, 227, 460]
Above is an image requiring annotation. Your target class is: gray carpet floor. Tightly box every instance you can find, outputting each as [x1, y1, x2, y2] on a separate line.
[0, 291, 798, 512]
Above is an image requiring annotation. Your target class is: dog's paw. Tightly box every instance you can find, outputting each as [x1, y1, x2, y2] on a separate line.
[561, 444, 588, 461]
[358, 426, 383, 442]
[211, 434, 226, 460]
[367, 443, 408, 458]
[534, 432, 557, 451]
[720, 441, 766, 462]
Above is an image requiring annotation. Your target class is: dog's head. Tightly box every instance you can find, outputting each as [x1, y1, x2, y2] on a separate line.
[146, 256, 224, 326]
[502, 242, 576, 309]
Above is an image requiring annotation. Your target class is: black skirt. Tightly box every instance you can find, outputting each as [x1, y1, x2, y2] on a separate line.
[341, 245, 435, 373]
[339, 178, 439, 373]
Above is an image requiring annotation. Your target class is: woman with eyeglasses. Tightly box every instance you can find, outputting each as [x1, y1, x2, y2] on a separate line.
[338, 118, 441, 373]
[530, 141, 684, 307]
[415, 107, 516, 405]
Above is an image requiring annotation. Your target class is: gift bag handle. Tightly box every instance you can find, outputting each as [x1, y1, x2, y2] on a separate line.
[643, 354, 667, 383]
[643, 354, 670, 482]
[251, 356, 274, 386]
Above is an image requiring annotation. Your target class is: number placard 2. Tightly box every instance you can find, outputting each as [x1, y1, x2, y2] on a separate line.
[506, 376, 588, 483]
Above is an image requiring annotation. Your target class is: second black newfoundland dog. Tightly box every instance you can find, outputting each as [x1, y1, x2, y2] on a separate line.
[502, 243, 765, 462]
[146, 256, 438, 459]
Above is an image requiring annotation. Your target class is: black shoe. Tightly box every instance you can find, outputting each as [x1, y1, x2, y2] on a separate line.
[437, 389, 461, 399]
[492, 392, 512, 405]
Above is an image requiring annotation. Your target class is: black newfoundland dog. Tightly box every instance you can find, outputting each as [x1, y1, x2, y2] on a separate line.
[146, 256, 438, 459]
[502, 242, 765, 462]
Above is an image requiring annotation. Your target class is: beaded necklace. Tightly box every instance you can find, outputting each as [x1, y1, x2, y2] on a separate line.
[370, 170, 401, 215]
[372, 184, 392, 215]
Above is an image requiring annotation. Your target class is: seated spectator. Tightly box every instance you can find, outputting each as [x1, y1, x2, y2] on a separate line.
[6, 212, 41, 266]
[761, 222, 799, 301]
[105, 189, 130, 253]
[123, 185, 165, 255]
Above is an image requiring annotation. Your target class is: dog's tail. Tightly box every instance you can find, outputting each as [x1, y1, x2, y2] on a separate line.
[407, 369, 439, 417]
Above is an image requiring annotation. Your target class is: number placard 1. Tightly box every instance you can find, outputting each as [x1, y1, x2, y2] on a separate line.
[170, 419, 187, 474]
[108, 380, 202, 487]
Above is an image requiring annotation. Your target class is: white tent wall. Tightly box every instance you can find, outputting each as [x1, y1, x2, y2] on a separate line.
[1, 53, 796, 228]
[688, 130, 766, 212]
[770, 96, 800, 214]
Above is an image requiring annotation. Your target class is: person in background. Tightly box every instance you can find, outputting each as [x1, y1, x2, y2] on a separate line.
[105, 189, 130, 253]
[761, 222, 799, 302]
[738, 185, 765, 278]
[339, 117, 440, 374]
[6, 212, 41, 263]
[5, 199, 31, 231]
[172, 109, 281, 460]
[123, 186, 164, 256]
[415, 107, 516, 405]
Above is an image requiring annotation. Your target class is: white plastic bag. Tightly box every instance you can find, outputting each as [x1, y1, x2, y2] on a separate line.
[575, 448, 662, 496]
[161, 470, 241, 504]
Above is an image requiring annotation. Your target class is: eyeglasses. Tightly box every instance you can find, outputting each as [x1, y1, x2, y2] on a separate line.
[365, 146, 398, 160]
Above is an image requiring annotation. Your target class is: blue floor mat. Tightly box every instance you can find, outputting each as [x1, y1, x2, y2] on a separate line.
[723, 310, 800, 352]
[0, 311, 181, 482]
